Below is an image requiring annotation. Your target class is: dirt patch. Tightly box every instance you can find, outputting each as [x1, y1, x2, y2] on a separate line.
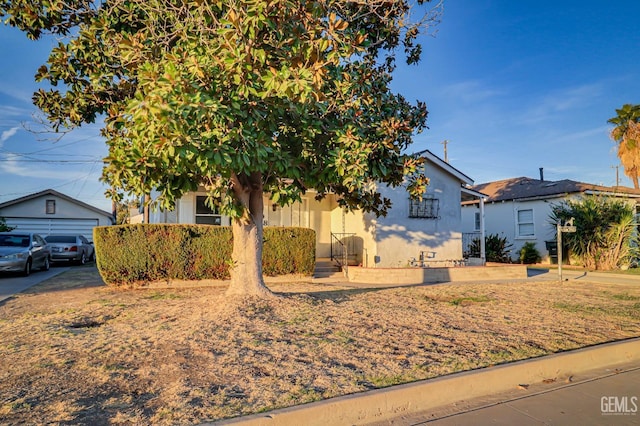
[0, 266, 639, 424]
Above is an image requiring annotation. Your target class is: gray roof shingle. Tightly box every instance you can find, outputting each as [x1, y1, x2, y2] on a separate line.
[470, 177, 640, 203]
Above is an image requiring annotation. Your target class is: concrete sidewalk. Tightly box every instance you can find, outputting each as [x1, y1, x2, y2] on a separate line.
[212, 338, 640, 426]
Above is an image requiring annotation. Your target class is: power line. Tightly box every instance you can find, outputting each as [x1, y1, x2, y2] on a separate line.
[22, 135, 104, 155]
[0, 158, 101, 163]
[0, 151, 102, 164]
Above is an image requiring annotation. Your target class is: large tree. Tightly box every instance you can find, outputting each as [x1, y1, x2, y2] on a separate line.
[2, 0, 438, 297]
[608, 103, 640, 188]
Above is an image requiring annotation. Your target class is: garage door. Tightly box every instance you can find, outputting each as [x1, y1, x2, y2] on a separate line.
[5, 218, 99, 241]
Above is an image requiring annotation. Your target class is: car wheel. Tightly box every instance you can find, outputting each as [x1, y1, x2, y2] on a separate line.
[41, 257, 50, 271]
[23, 259, 32, 277]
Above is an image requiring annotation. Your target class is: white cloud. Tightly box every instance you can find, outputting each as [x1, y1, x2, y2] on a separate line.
[0, 152, 98, 180]
[0, 126, 20, 148]
[0, 104, 33, 118]
[440, 80, 504, 104]
[0, 83, 37, 105]
[554, 125, 610, 143]
[517, 83, 605, 126]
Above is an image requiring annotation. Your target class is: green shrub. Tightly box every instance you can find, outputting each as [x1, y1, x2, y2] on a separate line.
[263, 227, 316, 276]
[469, 233, 514, 263]
[94, 224, 315, 287]
[519, 242, 541, 264]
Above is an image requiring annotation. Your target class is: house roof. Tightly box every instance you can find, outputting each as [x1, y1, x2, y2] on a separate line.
[461, 186, 488, 203]
[0, 189, 115, 222]
[469, 177, 640, 203]
[413, 149, 475, 186]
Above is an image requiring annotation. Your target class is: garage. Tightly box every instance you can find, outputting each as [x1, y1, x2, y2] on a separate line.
[3, 218, 99, 240]
[0, 189, 114, 241]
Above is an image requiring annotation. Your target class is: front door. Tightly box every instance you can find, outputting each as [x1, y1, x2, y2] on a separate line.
[266, 199, 309, 227]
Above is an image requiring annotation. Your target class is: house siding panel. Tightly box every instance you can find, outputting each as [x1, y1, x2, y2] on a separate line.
[371, 165, 464, 268]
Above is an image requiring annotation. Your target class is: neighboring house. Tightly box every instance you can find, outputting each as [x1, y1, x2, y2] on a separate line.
[149, 150, 485, 268]
[0, 189, 115, 241]
[461, 174, 640, 263]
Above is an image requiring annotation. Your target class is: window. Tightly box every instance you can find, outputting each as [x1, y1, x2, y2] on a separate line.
[517, 209, 534, 237]
[409, 197, 439, 219]
[34, 235, 46, 246]
[46, 199, 56, 214]
[474, 212, 481, 231]
[195, 196, 221, 225]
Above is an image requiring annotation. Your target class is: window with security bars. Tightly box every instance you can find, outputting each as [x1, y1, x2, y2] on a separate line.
[409, 197, 439, 219]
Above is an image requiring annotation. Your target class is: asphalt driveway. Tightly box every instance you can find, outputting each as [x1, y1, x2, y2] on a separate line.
[0, 266, 71, 302]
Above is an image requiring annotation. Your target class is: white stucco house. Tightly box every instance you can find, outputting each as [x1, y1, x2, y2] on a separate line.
[0, 189, 115, 240]
[461, 174, 640, 263]
[149, 150, 485, 268]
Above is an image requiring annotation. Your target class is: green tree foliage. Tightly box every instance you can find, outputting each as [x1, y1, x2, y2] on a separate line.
[549, 196, 639, 270]
[0, 217, 15, 232]
[1, 0, 440, 296]
[608, 104, 640, 189]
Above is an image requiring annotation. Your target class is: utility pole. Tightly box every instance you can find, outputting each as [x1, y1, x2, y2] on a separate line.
[611, 165, 620, 187]
[441, 140, 449, 163]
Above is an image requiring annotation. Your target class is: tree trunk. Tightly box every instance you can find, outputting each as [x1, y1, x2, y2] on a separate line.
[226, 172, 274, 298]
[632, 175, 639, 189]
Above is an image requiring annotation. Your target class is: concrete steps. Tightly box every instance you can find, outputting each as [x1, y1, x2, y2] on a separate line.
[314, 258, 343, 279]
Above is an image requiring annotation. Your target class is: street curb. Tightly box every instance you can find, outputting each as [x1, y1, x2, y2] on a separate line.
[210, 337, 640, 426]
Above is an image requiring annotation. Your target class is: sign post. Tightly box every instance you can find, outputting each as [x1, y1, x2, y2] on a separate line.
[557, 218, 576, 281]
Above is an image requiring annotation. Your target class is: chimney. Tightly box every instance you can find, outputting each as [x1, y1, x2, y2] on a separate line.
[539, 167, 544, 181]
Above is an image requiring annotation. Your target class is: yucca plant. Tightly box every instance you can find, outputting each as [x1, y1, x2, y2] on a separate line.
[469, 233, 514, 263]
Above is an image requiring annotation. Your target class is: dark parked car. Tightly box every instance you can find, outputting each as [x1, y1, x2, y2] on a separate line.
[0, 232, 51, 276]
[45, 235, 95, 265]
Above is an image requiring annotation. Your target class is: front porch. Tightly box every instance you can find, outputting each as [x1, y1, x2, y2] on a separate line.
[313, 257, 527, 286]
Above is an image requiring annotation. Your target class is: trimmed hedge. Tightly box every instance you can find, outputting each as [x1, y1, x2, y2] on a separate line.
[94, 224, 316, 287]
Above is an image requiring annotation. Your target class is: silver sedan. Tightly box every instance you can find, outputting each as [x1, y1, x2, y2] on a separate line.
[0, 233, 51, 276]
[45, 235, 95, 265]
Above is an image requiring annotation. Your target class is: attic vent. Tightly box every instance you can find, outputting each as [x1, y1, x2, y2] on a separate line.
[46, 199, 56, 214]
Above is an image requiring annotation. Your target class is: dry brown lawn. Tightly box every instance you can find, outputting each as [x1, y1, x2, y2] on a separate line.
[0, 265, 639, 425]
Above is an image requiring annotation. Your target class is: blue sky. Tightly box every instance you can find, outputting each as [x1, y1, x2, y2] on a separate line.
[1, 0, 639, 212]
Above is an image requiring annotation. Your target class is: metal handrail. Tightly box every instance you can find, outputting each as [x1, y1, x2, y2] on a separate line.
[331, 232, 355, 276]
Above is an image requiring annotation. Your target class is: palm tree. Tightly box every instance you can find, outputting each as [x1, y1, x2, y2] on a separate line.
[608, 104, 640, 188]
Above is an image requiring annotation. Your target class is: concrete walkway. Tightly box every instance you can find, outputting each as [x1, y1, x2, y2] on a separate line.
[212, 338, 640, 426]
